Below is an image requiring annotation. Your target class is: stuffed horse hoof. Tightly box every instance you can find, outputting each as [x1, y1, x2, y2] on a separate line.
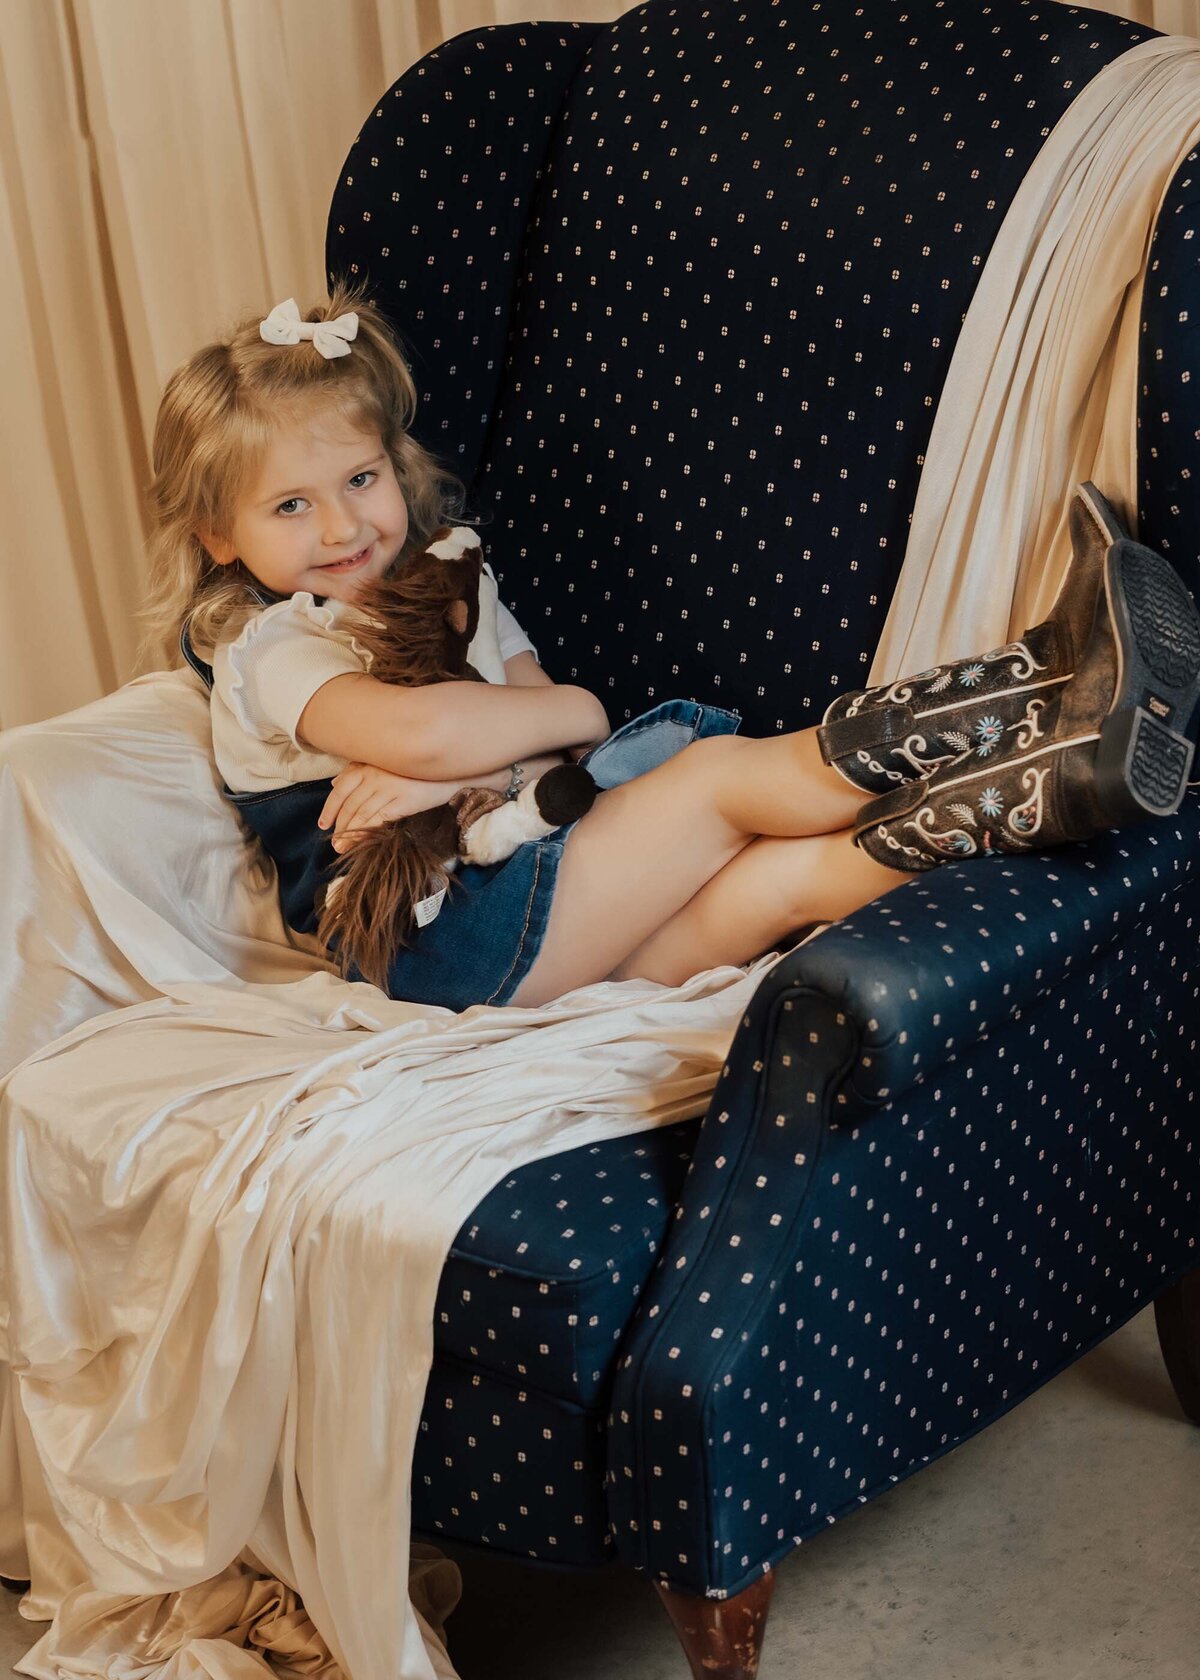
[456, 763, 598, 866]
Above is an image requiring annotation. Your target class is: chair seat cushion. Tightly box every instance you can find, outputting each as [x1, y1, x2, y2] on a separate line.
[413, 1358, 615, 1566]
[434, 1117, 700, 1407]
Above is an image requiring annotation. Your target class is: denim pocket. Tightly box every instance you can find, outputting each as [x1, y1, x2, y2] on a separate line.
[579, 698, 741, 790]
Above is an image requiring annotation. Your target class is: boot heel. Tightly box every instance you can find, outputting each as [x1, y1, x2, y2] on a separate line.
[1095, 707, 1195, 819]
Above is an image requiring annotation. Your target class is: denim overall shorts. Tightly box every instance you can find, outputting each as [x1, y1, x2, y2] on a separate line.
[181, 604, 742, 1011]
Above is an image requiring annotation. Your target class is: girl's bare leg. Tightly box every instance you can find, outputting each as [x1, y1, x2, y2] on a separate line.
[608, 829, 915, 987]
[507, 728, 888, 1009]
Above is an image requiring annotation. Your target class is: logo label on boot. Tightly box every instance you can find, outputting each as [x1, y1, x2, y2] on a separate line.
[1147, 694, 1172, 719]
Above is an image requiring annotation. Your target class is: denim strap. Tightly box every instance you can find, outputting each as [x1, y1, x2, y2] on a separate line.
[179, 583, 282, 692]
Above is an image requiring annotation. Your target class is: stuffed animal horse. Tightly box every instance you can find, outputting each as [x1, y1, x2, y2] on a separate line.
[314, 526, 597, 991]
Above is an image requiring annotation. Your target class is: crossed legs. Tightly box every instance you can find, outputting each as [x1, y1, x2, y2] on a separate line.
[606, 827, 906, 986]
[508, 730, 913, 1008]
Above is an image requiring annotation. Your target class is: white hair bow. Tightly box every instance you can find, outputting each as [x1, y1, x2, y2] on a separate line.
[259, 297, 358, 359]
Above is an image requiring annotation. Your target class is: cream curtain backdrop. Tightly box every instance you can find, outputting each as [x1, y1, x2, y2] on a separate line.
[0, 0, 630, 733]
[0, 0, 1196, 733]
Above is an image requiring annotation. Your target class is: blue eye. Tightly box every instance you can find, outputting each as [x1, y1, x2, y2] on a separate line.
[274, 470, 376, 517]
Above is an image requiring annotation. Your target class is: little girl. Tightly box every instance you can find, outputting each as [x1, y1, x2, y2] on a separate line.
[138, 285, 1200, 1014]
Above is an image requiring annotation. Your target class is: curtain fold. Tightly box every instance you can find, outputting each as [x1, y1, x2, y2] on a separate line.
[0, 1, 625, 731]
[0, 0, 1196, 729]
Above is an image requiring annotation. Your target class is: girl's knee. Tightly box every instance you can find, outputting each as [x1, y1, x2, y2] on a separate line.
[678, 732, 743, 775]
[693, 731, 743, 757]
[674, 733, 748, 836]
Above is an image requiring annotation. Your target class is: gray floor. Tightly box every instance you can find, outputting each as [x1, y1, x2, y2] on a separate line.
[3, 1302, 1197, 1679]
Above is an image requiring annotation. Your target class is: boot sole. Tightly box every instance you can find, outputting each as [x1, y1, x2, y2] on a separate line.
[1094, 541, 1200, 820]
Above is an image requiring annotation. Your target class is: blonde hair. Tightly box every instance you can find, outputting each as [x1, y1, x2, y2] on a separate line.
[135, 280, 471, 668]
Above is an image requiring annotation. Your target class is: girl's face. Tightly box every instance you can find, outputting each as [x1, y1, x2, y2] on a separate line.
[200, 416, 409, 604]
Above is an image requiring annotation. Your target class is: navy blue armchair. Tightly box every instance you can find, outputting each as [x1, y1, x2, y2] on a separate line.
[324, 2, 1200, 1672]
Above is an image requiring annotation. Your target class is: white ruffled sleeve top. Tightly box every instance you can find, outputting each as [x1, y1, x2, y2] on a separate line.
[209, 560, 538, 795]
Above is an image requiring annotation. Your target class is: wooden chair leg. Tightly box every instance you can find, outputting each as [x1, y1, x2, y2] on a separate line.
[1154, 1267, 1200, 1423]
[654, 1568, 775, 1679]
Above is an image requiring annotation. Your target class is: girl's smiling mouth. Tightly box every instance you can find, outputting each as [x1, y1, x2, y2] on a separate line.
[321, 543, 373, 572]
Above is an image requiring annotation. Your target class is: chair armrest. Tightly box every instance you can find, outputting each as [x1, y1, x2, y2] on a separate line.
[779, 792, 1200, 1111]
[605, 796, 1200, 1585]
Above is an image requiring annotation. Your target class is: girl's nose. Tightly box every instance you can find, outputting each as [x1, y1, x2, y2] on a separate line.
[322, 513, 360, 547]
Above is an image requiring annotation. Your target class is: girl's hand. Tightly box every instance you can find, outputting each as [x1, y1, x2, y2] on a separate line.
[318, 763, 457, 851]
[318, 750, 584, 852]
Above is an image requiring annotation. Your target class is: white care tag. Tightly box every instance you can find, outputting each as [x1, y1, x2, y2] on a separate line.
[414, 887, 446, 927]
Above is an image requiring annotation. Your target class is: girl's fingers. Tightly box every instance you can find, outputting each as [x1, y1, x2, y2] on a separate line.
[332, 793, 401, 850]
[364, 793, 399, 824]
[342, 793, 391, 831]
[332, 808, 367, 849]
[319, 767, 366, 830]
[319, 782, 352, 831]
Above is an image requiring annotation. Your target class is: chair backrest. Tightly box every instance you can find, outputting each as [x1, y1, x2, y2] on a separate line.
[327, 0, 1198, 737]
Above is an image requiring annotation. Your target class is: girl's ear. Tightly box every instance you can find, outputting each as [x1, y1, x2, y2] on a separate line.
[195, 527, 238, 567]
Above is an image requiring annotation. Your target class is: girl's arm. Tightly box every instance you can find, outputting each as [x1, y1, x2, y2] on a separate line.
[503, 650, 556, 688]
[319, 653, 606, 842]
[502, 653, 604, 760]
[318, 748, 572, 847]
[298, 671, 610, 780]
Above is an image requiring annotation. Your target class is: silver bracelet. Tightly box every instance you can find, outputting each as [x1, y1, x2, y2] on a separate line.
[504, 762, 526, 801]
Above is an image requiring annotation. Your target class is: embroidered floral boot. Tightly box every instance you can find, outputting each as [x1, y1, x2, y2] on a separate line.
[851, 534, 1200, 871]
[817, 482, 1129, 794]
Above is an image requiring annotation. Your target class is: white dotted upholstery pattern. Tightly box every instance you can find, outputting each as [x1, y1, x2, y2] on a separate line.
[1139, 143, 1200, 604]
[328, 0, 1153, 731]
[325, 0, 1200, 1597]
[433, 1126, 696, 1409]
[605, 802, 1200, 1592]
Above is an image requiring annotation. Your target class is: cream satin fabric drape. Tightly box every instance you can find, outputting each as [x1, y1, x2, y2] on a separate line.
[0, 663, 788, 1680]
[0, 1, 629, 732]
[868, 30, 1200, 685]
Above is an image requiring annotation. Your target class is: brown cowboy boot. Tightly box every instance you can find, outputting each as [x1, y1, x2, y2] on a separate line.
[817, 482, 1129, 794]
[851, 534, 1200, 871]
